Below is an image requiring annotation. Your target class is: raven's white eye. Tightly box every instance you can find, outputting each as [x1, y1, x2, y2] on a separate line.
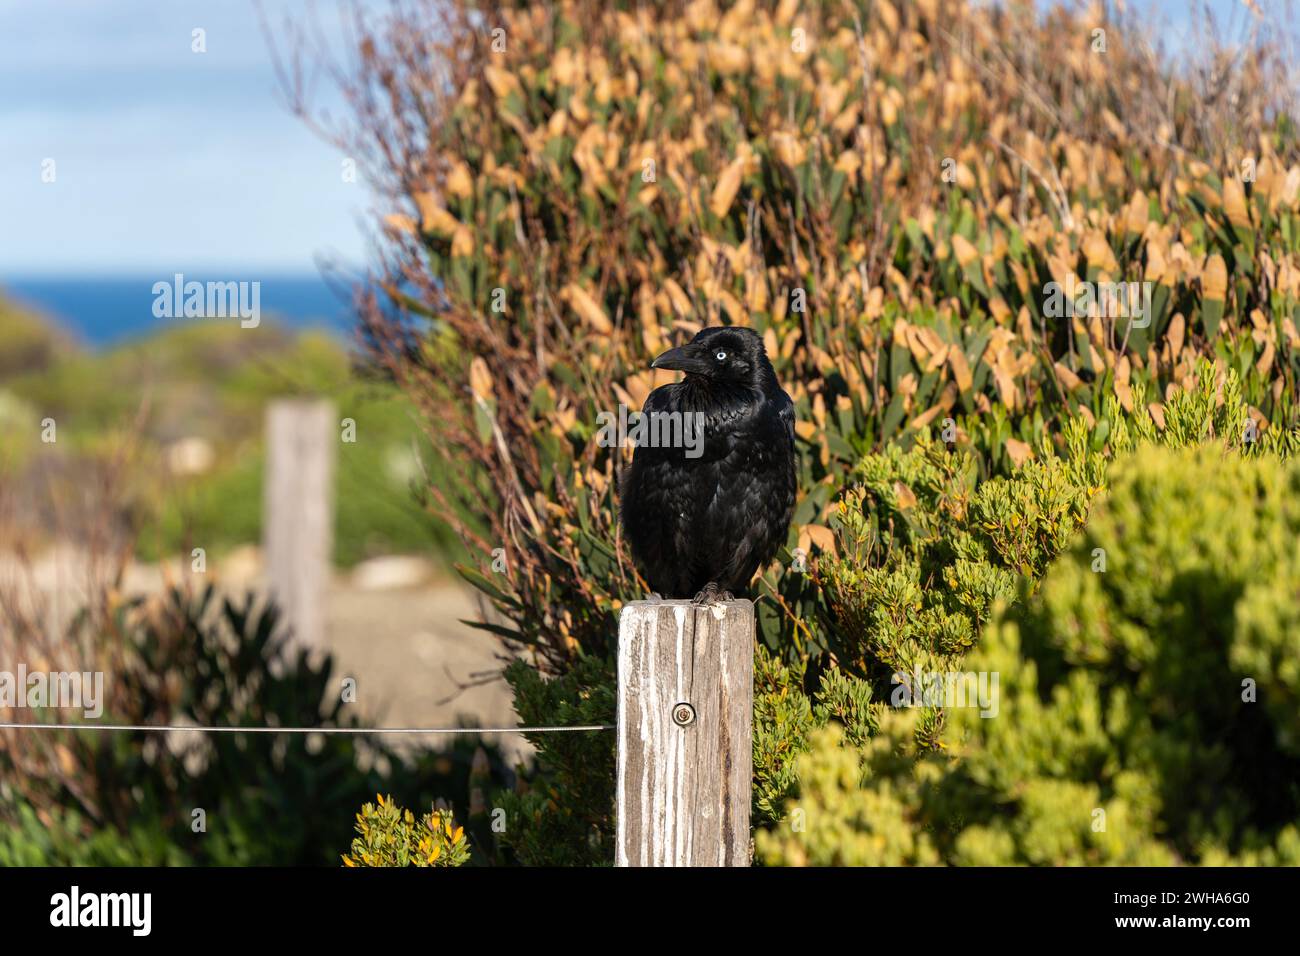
[715, 350, 727, 361]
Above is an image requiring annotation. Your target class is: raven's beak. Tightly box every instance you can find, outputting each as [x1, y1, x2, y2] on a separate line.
[651, 345, 712, 376]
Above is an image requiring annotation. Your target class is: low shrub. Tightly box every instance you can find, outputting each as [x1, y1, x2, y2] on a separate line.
[0, 585, 511, 865]
[761, 443, 1300, 865]
[489, 656, 617, 866]
[342, 794, 470, 867]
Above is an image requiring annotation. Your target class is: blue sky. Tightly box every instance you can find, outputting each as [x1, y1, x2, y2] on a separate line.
[0, 0, 381, 277]
[0, 0, 1276, 278]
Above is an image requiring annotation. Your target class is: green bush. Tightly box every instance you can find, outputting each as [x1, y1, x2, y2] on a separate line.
[0, 296, 66, 382]
[761, 443, 1300, 865]
[323, 0, 1300, 862]
[0, 586, 511, 865]
[342, 795, 470, 867]
[753, 356, 1265, 827]
[490, 656, 617, 865]
[0, 804, 187, 867]
[830, 362, 1291, 654]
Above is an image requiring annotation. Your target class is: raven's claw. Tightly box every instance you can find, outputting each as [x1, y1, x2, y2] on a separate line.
[691, 583, 732, 606]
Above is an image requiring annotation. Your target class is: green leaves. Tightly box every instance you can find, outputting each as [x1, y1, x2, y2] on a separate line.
[824, 431, 1072, 687]
[765, 376, 1300, 865]
[342, 795, 470, 868]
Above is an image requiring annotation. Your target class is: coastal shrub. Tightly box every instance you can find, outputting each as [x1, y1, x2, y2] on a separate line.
[761, 444, 1300, 865]
[820, 361, 1297, 723]
[339, 0, 1300, 661]
[752, 362, 1300, 818]
[0, 585, 510, 865]
[315, 0, 1300, 861]
[489, 656, 617, 865]
[342, 795, 471, 867]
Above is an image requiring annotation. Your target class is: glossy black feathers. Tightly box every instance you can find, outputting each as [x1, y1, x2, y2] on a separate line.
[619, 327, 797, 599]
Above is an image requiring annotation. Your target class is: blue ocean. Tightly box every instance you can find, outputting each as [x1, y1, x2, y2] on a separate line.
[4, 275, 360, 350]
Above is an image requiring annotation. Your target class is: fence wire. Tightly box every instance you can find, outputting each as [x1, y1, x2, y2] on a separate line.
[0, 722, 614, 735]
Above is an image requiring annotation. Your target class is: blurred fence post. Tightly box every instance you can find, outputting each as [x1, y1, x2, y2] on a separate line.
[264, 399, 335, 654]
[616, 599, 754, 866]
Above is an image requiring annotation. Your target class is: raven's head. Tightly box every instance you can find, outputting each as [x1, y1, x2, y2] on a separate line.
[650, 327, 774, 389]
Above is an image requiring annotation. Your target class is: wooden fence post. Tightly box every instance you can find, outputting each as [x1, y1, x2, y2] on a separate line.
[616, 599, 754, 866]
[264, 399, 335, 655]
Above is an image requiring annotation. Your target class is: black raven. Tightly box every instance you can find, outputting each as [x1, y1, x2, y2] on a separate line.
[619, 326, 796, 603]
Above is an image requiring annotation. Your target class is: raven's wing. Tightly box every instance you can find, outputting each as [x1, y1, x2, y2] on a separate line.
[702, 391, 798, 591]
[619, 383, 700, 595]
[778, 389, 795, 447]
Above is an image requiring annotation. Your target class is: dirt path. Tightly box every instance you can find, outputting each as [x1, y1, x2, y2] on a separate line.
[324, 579, 532, 763]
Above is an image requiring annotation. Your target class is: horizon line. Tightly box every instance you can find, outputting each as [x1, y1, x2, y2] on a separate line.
[2, 269, 370, 281]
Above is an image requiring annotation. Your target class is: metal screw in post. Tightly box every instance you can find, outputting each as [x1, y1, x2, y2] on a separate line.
[672, 702, 696, 727]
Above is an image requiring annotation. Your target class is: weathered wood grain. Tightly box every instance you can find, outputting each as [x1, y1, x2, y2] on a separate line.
[616, 599, 754, 867]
